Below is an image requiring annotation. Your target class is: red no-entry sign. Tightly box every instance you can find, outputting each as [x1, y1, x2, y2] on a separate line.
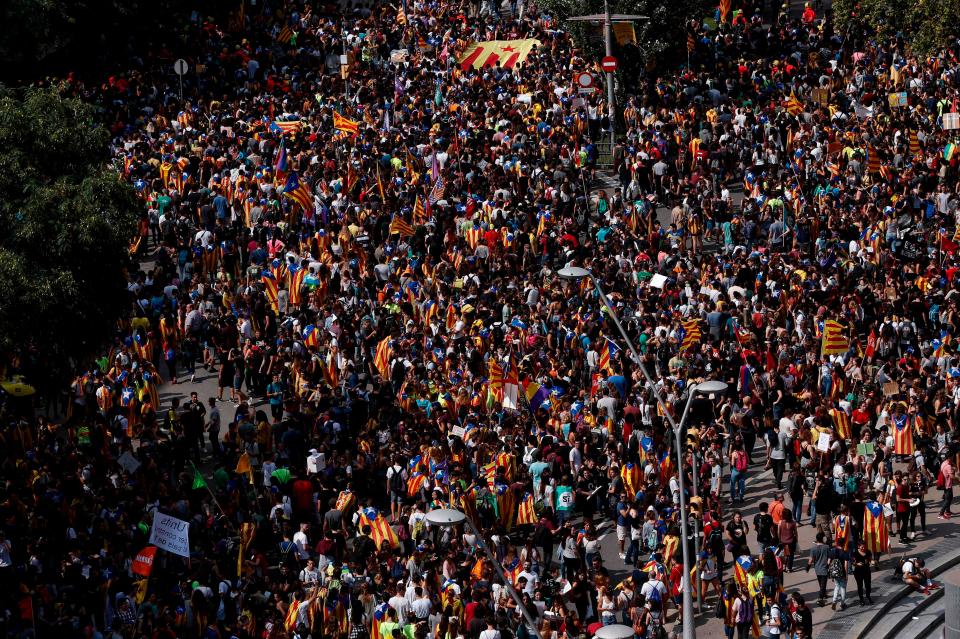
[601, 56, 618, 72]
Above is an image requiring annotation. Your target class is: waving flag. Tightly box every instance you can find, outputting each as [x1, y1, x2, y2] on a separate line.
[457, 39, 541, 70]
[303, 324, 319, 349]
[282, 172, 313, 211]
[273, 142, 288, 179]
[783, 91, 804, 116]
[429, 174, 446, 205]
[389, 216, 416, 237]
[821, 319, 849, 356]
[333, 112, 360, 136]
[680, 319, 701, 352]
[829, 408, 851, 440]
[524, 380, 550, 409]
[271, 119, 302, 135]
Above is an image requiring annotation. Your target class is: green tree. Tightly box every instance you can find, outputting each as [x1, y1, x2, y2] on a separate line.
[537, 0, 710, 63]
[0, 86, 139, 384]
[833, 0, 960, 56]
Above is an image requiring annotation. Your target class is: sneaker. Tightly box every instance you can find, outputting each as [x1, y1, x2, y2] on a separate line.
[190, 374, 196, 383]
[619, 552, 626, 560]
[840, 602, 847, 610]
[867, 596, 874, 604]
[939, 515, 946, 520]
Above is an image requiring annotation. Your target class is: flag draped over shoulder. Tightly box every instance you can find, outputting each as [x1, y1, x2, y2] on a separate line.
[863, 501, 889, 553]
[358, 507, 400, 549]
[457, 39, 541, 70]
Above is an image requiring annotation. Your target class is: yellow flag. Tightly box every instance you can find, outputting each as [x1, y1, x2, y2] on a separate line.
[134, 578, 149, 604]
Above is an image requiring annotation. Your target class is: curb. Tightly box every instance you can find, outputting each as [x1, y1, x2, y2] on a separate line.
[850, 545, 960, 639]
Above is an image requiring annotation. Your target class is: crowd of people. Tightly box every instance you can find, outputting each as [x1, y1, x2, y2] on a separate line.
[4, 0, 960, 638]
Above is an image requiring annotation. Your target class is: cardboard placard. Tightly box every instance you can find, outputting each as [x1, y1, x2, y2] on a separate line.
[148, 513, 191, 558]
[817, 432, 832, 452]
[883, 381, 900, 396]
[812, 88, 830, 106]
[944, 112, 960, 130]
[117, 451, 141, 475]
[888, 92, 908, 108]
[856, 442, 875, 458]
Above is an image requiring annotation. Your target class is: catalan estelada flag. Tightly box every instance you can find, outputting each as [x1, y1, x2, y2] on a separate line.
[734, 555, 752, 590]
[821, 319, 849, 356]
[784, 91, 804, 116]
[282, 172, 313, 210]
[680, 319, 701, 352]
[496, 483, 516, 530]
[271, 119, 302, 134]
[516, 493, 536, 525]
[358, 507, 399, 549]
[863, 500, 889, 553]
[892, 413, 914, 455]
[261, 270, 279, 312]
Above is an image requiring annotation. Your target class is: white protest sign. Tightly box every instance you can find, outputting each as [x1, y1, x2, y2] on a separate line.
[817, 432, 832, 452]
[649, 273, 668, 289]
[117, 451, 141, 475]
[148, 513, 191, 558]
[451, 425, 466, 439]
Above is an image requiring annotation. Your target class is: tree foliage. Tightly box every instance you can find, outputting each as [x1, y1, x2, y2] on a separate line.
[0, 87, 139, 383]
[833, 0, 960, 56]
[0, 0, 203, 82]
[537, 0, 711, 63]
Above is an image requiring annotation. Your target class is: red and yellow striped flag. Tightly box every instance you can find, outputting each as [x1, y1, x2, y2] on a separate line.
[821, 319, 849, 356]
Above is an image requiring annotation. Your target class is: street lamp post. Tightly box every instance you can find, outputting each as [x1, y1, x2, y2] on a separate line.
[557, 266, 697, 639]
[677, 380, 728, 612]
[425, 509, 543, 639]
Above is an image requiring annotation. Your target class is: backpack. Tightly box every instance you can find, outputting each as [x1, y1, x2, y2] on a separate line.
[389, 466, 404, 493]
[770, 603, 789, 630]
[709, 526, 723, 549]
[734, 451, 748, 471]
[735, 596, 753, 624]
[646, 582, 663, 604]
[828, 556, 846, 579]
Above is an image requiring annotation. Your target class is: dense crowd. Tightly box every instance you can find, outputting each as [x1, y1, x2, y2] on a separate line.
[4, 0, 960, 638]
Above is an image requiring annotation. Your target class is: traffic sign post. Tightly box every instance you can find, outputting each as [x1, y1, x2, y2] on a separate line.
[173, 58, 188, 101]
[575, 72, 596, 95]
[601, 56, 618, 73]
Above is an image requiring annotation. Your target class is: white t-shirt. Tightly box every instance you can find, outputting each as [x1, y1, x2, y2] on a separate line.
[388, 595, 410, 624]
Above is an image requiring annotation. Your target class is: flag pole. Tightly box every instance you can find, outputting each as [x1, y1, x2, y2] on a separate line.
[190, 461, 237, 532]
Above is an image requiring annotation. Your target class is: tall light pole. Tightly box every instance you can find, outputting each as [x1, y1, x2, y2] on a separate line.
[567, 8, 646, 150]
[425, 509, 543, 639]
[557, 266, 696, 639]
[677, 380, 728, 612]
